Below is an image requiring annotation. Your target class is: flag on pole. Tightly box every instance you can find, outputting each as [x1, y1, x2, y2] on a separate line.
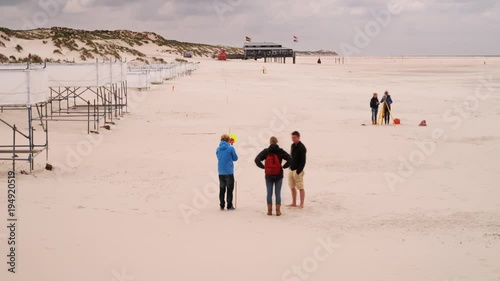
[293, 36, 298, 42]
[245, 36, 251, 42]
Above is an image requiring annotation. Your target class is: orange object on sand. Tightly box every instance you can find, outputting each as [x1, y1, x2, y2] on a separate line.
[394, 118, 401, 125]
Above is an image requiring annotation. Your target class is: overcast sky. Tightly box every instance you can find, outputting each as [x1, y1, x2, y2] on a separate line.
[0, 0, 498, 56]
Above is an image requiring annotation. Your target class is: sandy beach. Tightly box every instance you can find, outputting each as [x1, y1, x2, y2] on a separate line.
[1, 56, 500, 281]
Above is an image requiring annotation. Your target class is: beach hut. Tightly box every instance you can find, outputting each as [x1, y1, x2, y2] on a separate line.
[218, 50, 227, 61]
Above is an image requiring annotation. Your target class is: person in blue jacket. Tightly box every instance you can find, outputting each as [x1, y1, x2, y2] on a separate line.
[216, 134, 239, 210]
[380, 91, 393, 125]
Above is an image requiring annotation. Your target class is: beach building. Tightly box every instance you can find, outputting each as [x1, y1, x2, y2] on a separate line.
[243, 42, 295, 63]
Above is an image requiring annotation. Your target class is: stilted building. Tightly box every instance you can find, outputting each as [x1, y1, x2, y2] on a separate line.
[243, 42, 295, 63]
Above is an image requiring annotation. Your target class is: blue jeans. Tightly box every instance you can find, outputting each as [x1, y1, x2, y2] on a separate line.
[371, 108, 378, 122]
[265, 178, 283, 205]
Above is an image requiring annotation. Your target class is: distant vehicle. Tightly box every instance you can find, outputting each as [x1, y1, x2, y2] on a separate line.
[183, 52, 193, 58]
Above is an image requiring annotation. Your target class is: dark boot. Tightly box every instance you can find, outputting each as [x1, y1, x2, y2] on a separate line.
[276, 204, 281, 216]
[267, 204, 273, 216]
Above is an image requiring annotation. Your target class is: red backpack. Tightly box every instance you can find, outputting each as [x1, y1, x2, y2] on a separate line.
[265, 153, 281, 176]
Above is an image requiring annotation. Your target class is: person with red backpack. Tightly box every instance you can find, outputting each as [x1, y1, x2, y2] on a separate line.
[255, 137, 292, 216]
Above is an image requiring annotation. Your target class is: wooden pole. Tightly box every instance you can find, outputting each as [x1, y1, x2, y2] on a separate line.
[235, 180, 238, 209]
[378, 102, 396, 125]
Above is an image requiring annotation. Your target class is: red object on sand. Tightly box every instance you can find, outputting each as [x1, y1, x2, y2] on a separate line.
[419, 120, 427, 126]
[218, 49, 227, 61]
[394, 118, 401, 125]
[229, 138, 235, 145]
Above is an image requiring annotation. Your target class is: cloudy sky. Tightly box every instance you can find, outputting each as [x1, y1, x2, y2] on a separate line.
[0, 0, 498, 56]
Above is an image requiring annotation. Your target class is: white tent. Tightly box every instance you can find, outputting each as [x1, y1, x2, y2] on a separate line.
[46, 62, 126, 87]
[0, 68, 49, 106]
[147, 69, 163, 84]
[127, 71, 149, 89]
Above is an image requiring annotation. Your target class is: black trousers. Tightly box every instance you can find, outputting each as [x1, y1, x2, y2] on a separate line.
[384, 106, 391, 124]
[219, 175, 235, 208]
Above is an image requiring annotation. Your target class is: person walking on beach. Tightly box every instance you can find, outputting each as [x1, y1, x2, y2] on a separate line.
[380, 91, 393, 125]
[255, 137, 292, 216]
[216, 134, 238, 210]
[370, 93, 380, 125]
[287, 131, 307, 209]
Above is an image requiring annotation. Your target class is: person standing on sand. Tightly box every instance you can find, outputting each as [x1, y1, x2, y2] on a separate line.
[255, 137, 292, 216]
[370, 93, 380, 125]
[380, 91, 393, 125]
[287, 131, 307, 209]
[216, 134, 238, 210]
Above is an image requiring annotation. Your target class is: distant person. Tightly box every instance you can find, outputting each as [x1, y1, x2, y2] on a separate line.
[370, 93, 380, 125]
[380, 91, 393, 125]
[216, 134, 238, 210]
[255, 137, 292, 216]
[288, 131, 307, 208]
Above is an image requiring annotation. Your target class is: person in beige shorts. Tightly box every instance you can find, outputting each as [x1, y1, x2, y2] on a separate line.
[288, 169, 305, 190]
[287, 131, 307, 208]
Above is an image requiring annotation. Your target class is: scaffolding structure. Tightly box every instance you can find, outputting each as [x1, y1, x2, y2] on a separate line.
[0, 66, 50, 172]
[128, 62, 199, 85]
[42, 60, 128, 134]
[0, 60, 200, 172]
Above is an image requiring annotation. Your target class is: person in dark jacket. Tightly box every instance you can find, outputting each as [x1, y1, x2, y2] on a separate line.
[288, 131, 307, 208]
[216, 134, 238, 210]
[255, 137, 292, 216]
[370, 93, 380, 125]
[380, 91, 393, 125]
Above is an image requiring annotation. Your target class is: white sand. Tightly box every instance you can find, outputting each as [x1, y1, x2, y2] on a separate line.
[1, 56, 500, 281]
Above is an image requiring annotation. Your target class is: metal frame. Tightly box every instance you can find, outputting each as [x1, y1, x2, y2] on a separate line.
[20, 59, 130, 134]
[44, 80, 128, 134]
[0, 102, 49, 172]
[128, 62, 199, 83]
[0, 62, 49, 172]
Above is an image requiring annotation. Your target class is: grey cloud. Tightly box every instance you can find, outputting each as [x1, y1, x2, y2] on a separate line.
[0, 0, 498, 55]
[0, 0, 19, 6]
